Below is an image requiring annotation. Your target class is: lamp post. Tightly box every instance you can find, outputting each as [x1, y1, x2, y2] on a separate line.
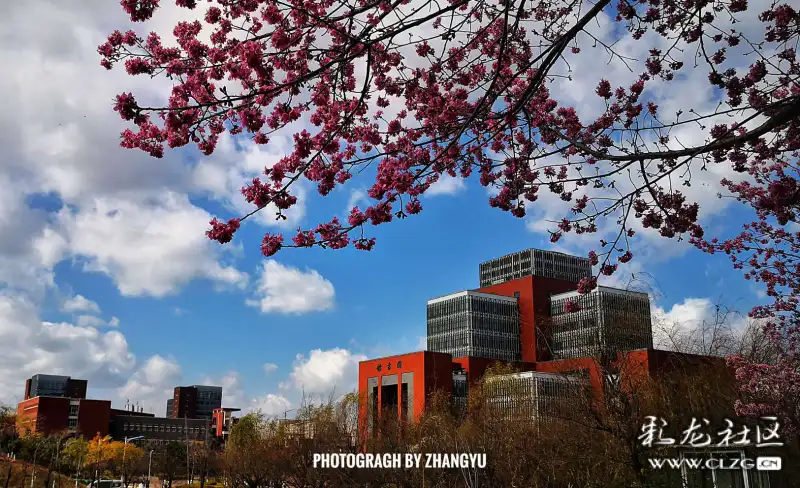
[31, 439, 43, 488]
[122, 436, 144, 487]
[282, 408, 296, 421]
[146, 451, 153, 488]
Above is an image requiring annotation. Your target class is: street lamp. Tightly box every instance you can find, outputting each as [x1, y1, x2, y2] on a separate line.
[30, 440, 42, 488]
[146, 450, 154, 488]
[122, 436, 144, 487]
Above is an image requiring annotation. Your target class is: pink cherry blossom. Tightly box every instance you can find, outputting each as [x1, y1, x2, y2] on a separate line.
[103, 0, 800, 431]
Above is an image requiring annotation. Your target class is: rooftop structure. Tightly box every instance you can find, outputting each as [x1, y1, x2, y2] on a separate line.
[478, 249, 591, 288]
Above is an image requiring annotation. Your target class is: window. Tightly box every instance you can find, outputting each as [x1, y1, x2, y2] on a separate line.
[69, 405, 79, 416]
[68, 418, 78, 429]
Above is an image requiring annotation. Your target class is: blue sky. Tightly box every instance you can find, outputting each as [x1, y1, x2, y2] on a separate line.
[20, 167, 761, 413]
[0, 0, 769, 415]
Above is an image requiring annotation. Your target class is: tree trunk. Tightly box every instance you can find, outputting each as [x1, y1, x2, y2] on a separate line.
[629, 445, 649, 488]
[4, 463, 12, 488]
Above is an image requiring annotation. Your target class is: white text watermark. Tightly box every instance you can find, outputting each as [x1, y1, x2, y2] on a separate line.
[312, 453, 487, 469]
[648, 456, 782, 471]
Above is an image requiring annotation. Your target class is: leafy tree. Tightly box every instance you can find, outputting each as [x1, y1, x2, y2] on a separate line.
[189, 441, 219, 488]
[224, 413, 287, 488]
[85, 435, 116, 486]
[107, 441, 144, 488]
[0, 405, 19, 456]
[153, 442, 187, 488]
[62, 437, 89, 481]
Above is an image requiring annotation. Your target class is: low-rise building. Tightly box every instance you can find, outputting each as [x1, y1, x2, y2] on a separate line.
[16, 396, 110, 438]
[109, 414, 212, 444]
[212, 407, 241, 439]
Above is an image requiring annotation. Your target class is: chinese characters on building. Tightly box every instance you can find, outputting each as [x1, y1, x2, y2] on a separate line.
[638, 416, 783, 449]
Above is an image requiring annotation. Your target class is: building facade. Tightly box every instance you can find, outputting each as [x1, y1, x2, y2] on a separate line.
[169, 385, 222, 420]
[478, 248, 591, 288]
[359, 247, 726, 436]
[194, 386, 223, 419]
[549, 287, 653, 360]
[358, 351, 453, 433]
[481, 371, 588, 421]
[16, 397, 110, 437]
[427, 291, 521, 361]
[212, 407, 241, 439]
[109, 414, 212, 443]
[24, 374, 88, 400]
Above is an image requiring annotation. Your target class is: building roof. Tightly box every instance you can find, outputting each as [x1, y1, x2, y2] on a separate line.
[550, 285, 649, 301]
[427, 290, 518, 305]
[478, 248, 591, 266]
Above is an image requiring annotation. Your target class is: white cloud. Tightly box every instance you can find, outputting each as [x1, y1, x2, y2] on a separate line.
[76, 315, 107, 328]
[288, 348, 366, 395]
[199, 370, 291, 415]
[117, 355, 182, 414]
[0, 292, 136, 405]
[654, 298, 719, 330]
[345, 189, 368, 215]
[263, 363, 278, 375]
[427, 175, 466, 196]
[56, 193, 248, 297]
[246, 260, 335, 314]
[0, 0, 254, 303]
[62, 294, 101, 314]
[250, 394, 292, 416]
[199, 370, 246, 409]
[191, 133, 308, 229]
[651, 298, 749, 354]
[76, 315, 119, 328]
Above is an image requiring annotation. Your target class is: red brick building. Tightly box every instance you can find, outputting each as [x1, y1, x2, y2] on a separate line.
[16, 397, 110, 438]
[358, 248, 726, 433]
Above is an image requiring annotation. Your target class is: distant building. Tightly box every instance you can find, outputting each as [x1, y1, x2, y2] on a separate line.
[549, 287, 654, 360]
[16, 397, 110, 437]
[169, 385, 222, 420]
[24, 374, 87, 400]
[427, 291, 521, 361]
[109, 414, 211, 444]
[212, 407, 241, 439]
[165, 399, 173, 418]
